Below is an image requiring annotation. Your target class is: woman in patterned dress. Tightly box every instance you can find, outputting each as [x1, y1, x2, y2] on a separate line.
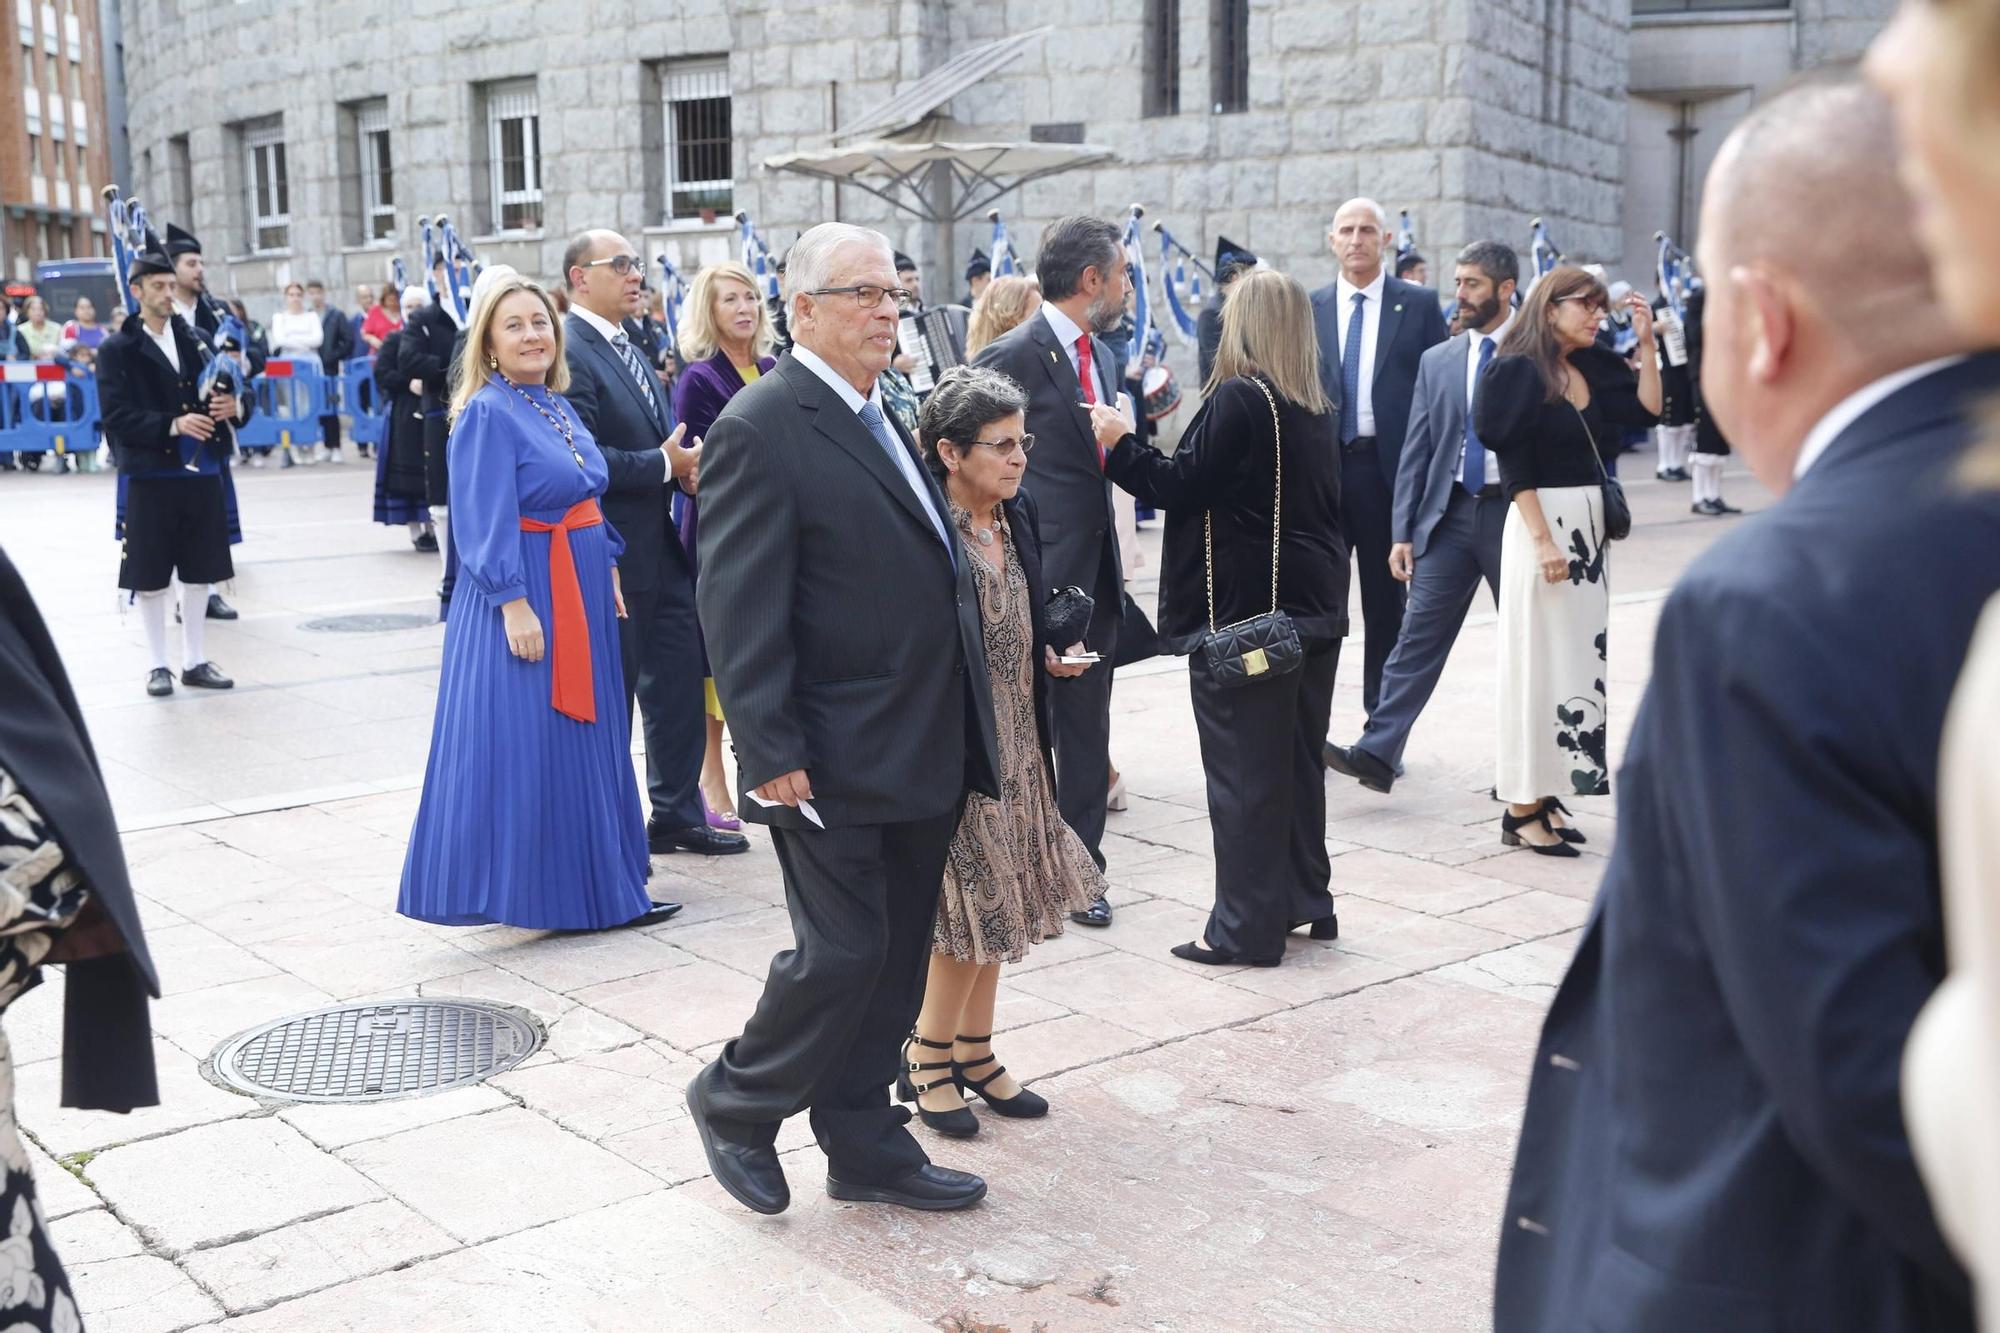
[899, 368, 1103, 1139]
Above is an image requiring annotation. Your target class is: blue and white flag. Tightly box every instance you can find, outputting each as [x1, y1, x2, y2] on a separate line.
[988, 209, 1022, 278]
[1156, 222, 1205, 347]
[1525, 218, 1561, 297]
[1396, 210, 1417, 259]
[1122, 206, 1152, 379]
[656, 252, 688, 357]
[736, 212, 781, 302]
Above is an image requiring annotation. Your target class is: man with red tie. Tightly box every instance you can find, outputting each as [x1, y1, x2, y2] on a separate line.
[972, 215, 1129, 925]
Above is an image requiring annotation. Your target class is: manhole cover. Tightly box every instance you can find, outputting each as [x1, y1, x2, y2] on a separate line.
[211, 1001, 542, 1103]
[299, 613, 437, 633]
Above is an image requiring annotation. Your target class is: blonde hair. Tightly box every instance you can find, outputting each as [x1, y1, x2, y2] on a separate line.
[1205, 269, 1332, 413]
[449, 277, 569, 423]
[965, 276, 1041, 356]
[677, 260, 776, 362]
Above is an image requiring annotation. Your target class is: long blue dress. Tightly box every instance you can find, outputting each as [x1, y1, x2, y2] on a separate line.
[397, 375, 651, 929]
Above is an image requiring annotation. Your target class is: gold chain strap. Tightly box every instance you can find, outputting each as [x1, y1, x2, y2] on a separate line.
[1206, 376, 1285, 633]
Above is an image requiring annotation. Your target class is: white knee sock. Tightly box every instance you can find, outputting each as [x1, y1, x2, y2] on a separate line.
[408, 520, 426, 538]
[1692, 454, 1724, 505]
[137, 590, 172, 671]
[179, 581, 209, 670]
[1656, 428, 1677, 475]
[433, 507, 450, 577]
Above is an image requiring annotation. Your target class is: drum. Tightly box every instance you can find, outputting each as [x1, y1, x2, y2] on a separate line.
[1141, 364, 1182, 421]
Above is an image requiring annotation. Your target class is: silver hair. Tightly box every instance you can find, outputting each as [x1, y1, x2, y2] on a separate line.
[918, 365, 1029, 477]
[1329, 197, 1389, 231]
[783, 223, 896, 323]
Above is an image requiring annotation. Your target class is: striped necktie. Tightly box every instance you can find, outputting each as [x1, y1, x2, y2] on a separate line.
[610, 332, 660, 419]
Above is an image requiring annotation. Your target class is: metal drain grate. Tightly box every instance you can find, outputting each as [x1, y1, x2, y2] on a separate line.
[212, 1001, 542, 1103]
[298, 612, 438, 633]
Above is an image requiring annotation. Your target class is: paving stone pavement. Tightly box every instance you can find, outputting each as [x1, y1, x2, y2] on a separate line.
[0, 457, 1759, 1331]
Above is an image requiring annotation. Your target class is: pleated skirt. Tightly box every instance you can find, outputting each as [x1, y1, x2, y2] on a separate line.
[1495, 486, 1612, 803]
[398, 522, 651, 929]
[372, 424, 431, 527]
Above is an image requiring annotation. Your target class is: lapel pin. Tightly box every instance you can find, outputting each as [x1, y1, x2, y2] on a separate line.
[1394, 303, 1403, 312]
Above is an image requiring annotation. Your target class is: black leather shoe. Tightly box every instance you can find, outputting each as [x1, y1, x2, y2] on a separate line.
[1288, 916, 1339, 941]
[685, 1077, 789, 1215]
[1323, 742, 1394, 793]
[1171, 940, 1283, 968]
[1069, 895, 1112, 927]
[413, 530, 439, 552]
[145, 668, 174, 698]
[623, 900, 683, 928]
[826, 1163, 987, 1211]
[649, 823, 750, 856]
[205, 593, 238, 620]
[180, 662, 234, 690]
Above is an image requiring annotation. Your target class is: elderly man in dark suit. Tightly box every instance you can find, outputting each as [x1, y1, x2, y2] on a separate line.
[1496, 78, 1992, 1333]
[1312, 196, 1450, 723]
[972, 214, 1128, 926]
[686, 222, 1001, 1215]
[1325, 241, 1517, 793]
[562, 229, 742, 867]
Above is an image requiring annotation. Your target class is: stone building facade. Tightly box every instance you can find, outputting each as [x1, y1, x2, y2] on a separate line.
[112, 0, 1884, 329]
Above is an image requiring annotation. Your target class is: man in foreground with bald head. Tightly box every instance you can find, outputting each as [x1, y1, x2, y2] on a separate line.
[1493, 75, 1997, 1332]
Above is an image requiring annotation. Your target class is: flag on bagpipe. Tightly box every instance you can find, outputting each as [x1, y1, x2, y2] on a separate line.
[656, 252, 688, 358]
[1396, 210, 1417, 259]
[418, 214, 479, 327]
[1525, 217, 1562, 297]
[736, 212, 782, 302]
[986, 209, 1023, 278]
[1121, 205, 1153, 380]
[1153, 219, 1210, 347]
[1653, 230, 1693, 322]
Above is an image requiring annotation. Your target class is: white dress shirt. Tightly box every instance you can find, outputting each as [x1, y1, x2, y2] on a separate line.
[1040, 302, 1091, 390]
[143, 317, 181, 374]
[1458, 313, 1511, 485]
[789, 344, 946, 546]
[1334, 269, 1387, 436]
[569, 302, 625, 347]
[1793, 354, 1968, 481]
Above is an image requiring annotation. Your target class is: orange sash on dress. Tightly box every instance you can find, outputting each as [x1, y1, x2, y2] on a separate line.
[519, 499, 604, 723]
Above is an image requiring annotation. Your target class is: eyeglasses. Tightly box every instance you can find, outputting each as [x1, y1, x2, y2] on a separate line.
[808, 285, 916, 312]
[581, 255, 645, 276]
[962, 434, 1035, 457]
[1553, 295, 1607, 314]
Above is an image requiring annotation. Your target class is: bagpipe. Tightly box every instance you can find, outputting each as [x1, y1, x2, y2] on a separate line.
[1120, 204, 1154, 381]
[419, 214, 480, 325]
[1524, 217, 1563, 298]
[1653, 230, 1696, 367]
[986, 209, 1023, 278]
[734, 211, 783, 304]
[1152, 219, 1210, 347]
[655, 252, 688, 361]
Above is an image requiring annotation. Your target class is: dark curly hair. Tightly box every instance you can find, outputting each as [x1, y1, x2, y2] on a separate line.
[917, 366, 1030, 479]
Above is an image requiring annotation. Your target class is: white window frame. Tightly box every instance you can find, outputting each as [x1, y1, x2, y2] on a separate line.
[357, 101, 395, 241]
[244, 124, 291, 253]
[484, 80, 541, 233]
[37, 0, 51, 52]
[660, 57, 732, 223]
[15, 0, 32, 44]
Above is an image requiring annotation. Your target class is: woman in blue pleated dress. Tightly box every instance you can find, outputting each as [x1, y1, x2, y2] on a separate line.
[397, 274, 666, 930]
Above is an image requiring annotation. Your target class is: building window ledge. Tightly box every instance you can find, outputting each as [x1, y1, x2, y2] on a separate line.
[340, 241, 401, 255]
[470, 230, 546, 246]
[1633, 9, 1793, 28]
[642, 218, 736, 238]
[227, 249, 296, 263]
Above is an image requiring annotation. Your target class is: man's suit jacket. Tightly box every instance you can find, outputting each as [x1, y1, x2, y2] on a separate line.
[696, 353, 1000, 829]
[1310, 273, 1449, 478]
[1391, 331, 1480, 558]
[562, 312, 685, 595]
[1495, 354, 2000, 1333]
[98, 317, 253, 474]
[971, 311, 1124, 597]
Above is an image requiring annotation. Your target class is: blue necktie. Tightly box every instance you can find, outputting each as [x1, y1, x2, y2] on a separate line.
[1462, 335, 1497, 494]
[610, 332, 660, 422]
[858, 400, 955, 567]
[1339, 291, 1366, 445]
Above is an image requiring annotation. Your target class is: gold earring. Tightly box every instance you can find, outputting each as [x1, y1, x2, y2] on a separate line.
[487, 355, 498, 370]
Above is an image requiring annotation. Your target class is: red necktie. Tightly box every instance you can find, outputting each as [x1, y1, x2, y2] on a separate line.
[518, 498, 605, 723]
[1075, 335, 1105, 469]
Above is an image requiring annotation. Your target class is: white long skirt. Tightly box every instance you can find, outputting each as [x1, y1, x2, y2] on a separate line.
[1495, 485, 1611, 803]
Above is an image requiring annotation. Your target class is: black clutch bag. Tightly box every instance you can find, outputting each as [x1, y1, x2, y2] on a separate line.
[1197, 377, 1305, 689]
[1044, 586, 1095, 651]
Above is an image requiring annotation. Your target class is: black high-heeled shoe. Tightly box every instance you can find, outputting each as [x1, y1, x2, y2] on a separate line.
[1501, 808, 1581, 858]
[1288, 916, 1339, 941]
[951, 1035, 1048, 1119]
[1539, 797, 1586, 845]
[897, 1032, 979, 1138]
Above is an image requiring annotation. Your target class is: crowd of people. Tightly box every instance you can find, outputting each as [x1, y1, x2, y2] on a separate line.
[0, 10, 1995, 1322]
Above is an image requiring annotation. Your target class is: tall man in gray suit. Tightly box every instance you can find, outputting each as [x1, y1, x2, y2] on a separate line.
[1312, 197, 1451, 721]
[972, 214, 1128, 927]
[687, 224, 1000, 1215]
[1326, 242, 1518, 792]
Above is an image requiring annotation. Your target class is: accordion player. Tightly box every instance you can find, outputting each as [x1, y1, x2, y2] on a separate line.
[895, 305, 970, 395]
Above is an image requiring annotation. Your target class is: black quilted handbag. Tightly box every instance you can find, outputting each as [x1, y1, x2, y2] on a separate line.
[1043, 586, 1095, 652]
[1197, 377, 1305, 688]
[1571, 402, 1631, 542]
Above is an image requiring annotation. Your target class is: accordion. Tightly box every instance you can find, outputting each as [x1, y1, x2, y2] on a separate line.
[897, 307, 969, 394]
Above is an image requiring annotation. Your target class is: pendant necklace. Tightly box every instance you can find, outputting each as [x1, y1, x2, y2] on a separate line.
[503, 375, 585, 469]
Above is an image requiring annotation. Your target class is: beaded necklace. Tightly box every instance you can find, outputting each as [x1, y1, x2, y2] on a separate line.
[501, 374, 585, 469]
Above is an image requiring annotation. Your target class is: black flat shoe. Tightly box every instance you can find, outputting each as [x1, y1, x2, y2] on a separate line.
[145, 668, 174, 698]
[1538, 797, 1586, 845]
[413, 530, 439, 552]
[205, 593, 238, 620]
[1070, 895, 1112, 928]
[826, 1163, 987, 1211]
[649, 823, 750, 856]
[951, 1036, 1046, 1119]
[1288, 916, 1339, 941]
[180, 662, 234, 690]
[1501, 808, 1581, 858]
[1323, 742, 1394, 793]
[1171, 940, 1282, 968]
[685, 1077, 789, 1215]
[897, 1032, 978, 1138]
[623, 900, 683, 928]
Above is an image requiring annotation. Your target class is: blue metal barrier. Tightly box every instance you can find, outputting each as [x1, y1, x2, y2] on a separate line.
[341, 357, 388, 451]
[234, 357, 327, 450]
[0, 365, 100, 457]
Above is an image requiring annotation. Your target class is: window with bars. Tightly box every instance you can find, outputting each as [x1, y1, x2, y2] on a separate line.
[1143, 0, 1180, 118]
[484, 80, 542, 232]
[357, 101, 395, 241]
[660, 57, 732, 222]
[244, 124, 291, 252]
[1209, 0, 1249, 114]
[168, 135, 192, 224]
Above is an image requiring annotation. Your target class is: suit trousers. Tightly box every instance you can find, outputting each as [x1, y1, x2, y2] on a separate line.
[1356, 489, 1507, 769]
[1341, 444, 1406, 716]
[1190, 642, 1341, 961]
[616, 563, 705, 832]
[1049, 553, 1122, 873]
[696, 809, 959, 1183]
